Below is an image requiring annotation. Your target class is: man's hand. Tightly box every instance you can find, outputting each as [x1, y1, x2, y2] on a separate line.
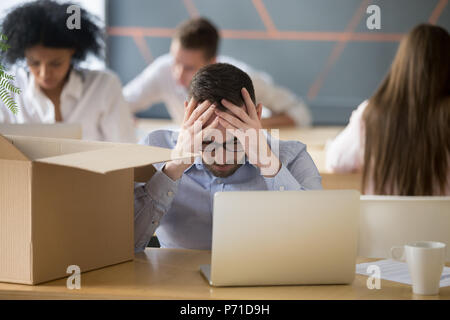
[214, 88, 281, 177]
[163, 98, 219, 181]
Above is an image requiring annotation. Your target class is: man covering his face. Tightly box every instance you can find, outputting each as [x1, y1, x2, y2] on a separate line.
[134, 63, 322, 251]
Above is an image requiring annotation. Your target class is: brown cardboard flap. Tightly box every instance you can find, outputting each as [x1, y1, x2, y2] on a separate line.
[35, 144, 190, 174]
[4, 135, 115, 160]
[0, 134, 29, 161]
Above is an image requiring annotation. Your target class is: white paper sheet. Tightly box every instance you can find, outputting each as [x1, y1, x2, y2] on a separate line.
[356, 259, 450, 288]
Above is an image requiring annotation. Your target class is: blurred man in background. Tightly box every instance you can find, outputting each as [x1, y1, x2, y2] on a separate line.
[124, 17, 312, 128]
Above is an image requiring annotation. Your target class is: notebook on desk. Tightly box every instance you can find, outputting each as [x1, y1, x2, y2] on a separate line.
[200, 189, 360, 287]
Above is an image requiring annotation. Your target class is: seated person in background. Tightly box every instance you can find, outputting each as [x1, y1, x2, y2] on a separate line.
[124, 17, 311, 128]
[134, 63, 322, 251]
[0, 0, 136, 142]
[325, 24, 449, 196]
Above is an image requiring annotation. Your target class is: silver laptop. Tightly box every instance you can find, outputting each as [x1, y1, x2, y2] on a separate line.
[0, 123, 82, 139]
[200, 190, 360, 287]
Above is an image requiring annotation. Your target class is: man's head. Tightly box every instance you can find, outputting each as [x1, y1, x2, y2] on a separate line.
[170, 17, 219, 88]
[188, 63, 260, 178]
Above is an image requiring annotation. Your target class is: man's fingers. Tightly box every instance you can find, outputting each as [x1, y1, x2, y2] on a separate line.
[241, 87, 258, 120]
[217, 117, 237, 130]
[195, 104, 216, 127]
[217, 118, 243, 145]
[197, 116, 220, 141]
[186, 100, 212, 125]
[182, 100, 189, 123]
[256, 103, 262, 119]
[215, 109, 248, 129]
[183, 97, 197, 123]
[221, 99, 251, 123]
[205, 115, 220, 129]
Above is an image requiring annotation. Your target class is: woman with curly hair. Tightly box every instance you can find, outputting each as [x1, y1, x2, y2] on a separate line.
[326, 24, 450, 196]
[0, 0, 136, 142]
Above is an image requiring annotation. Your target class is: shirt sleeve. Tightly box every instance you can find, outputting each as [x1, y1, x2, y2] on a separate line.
[123, 56, 166, 113]
[134, 167, 179, 252]
[99, 73, 137, 143]
[263, 145, 323, 191]
[325, 100, 367, 173]
[250, 70, 312, 127]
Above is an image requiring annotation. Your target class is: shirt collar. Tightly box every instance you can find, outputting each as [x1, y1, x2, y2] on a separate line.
[26, 71, 44, 101]
[61, 68, 84, 100]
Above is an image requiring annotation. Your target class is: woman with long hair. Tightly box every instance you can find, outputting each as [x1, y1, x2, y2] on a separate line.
[326, 24, 449, 195]
[0, 0, 136, 142]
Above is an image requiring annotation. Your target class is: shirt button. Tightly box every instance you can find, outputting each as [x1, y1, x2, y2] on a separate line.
[216, 179, 222, 184]
[167, 191, 174, 197]
[279, 186, 285, 191]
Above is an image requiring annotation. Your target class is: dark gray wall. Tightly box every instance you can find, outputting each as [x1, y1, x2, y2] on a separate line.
[106, 0, 450, 125]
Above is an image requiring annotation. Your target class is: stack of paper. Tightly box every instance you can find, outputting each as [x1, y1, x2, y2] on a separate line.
[356, 259, 450, 287]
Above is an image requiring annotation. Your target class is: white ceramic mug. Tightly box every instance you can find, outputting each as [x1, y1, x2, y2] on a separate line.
[391, 241, 446, 295]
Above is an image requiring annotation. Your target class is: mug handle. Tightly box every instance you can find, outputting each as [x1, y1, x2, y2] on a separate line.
[390, 246, 405, 262]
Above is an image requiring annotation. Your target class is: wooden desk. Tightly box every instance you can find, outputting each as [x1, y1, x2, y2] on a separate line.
[321, 172, 362, 191]
[277, 126, 342, 148]
[1, 248, 448, 300]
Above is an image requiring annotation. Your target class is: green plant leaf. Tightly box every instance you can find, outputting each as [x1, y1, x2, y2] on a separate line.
[0, 87, 19, 114]
[0, 71, 15, 81]
[0, 33, 21, 114]
[0, 78, 21, 94]
[0, 42, 10, 52]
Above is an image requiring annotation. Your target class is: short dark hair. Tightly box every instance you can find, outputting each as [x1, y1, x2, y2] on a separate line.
[173, 17, 219, 60]
[1, 0, 104, 65]
[189, 63, 255, 111]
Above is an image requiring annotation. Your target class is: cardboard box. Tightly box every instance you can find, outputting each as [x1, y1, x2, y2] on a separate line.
[0, 134, 180, 285]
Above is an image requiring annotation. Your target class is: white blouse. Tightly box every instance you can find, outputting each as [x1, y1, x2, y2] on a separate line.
[0, 67, 136, 143]
[325, 100, 367, 173]
[326, 100, 449, 195]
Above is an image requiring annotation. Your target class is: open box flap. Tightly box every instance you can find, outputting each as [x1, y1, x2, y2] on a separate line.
[0, 134, 30, 161]
[35, 144, 194, 174]
[4, 134, 120, 160]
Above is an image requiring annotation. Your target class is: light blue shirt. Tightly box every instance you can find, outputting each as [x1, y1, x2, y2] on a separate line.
[134, 130, 322, 252]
